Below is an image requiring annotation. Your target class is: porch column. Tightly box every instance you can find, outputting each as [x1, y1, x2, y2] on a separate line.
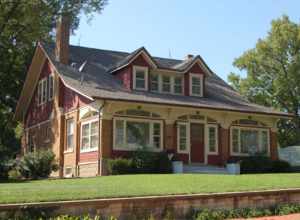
[220, 127, 230, 166]
[270, 129, 278, 160]
[100, 118, 113, 175]
[165, 120, 176, 151]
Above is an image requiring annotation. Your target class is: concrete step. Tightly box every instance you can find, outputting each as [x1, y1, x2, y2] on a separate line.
[183, 164, 228, 174]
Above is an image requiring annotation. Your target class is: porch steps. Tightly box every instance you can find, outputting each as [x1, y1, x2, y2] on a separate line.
[183, 164, 228, 174]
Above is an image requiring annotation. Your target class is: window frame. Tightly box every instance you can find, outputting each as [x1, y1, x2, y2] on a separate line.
[133, 66, 148, 91]
[173, 76, 183, 95]
[48, 74, 54, 101]
[41, 78, 48, 104]
[205, 124, 219, 155]
[177, 122, 190, 154]
[230, 126, 270, 156]
[162, 75, 172, 93]
[113, 117, 163, 151]
[80, 119, 99, 153]
[150, 73, 160, 92]
[189, 73, 203, 97]
[66, 118, 75, 152]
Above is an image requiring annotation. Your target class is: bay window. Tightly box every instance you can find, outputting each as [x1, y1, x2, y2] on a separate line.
[231, 127, 269, 155]
[81, 120, 99, 152]
[206, 124, 218, 154]
[190, 73, 203, 97]
[177, 122, 189, 153]
[114, 118, 163, 150]
[133, 66, 148, 90]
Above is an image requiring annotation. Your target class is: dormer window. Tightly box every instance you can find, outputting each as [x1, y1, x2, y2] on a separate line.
[150, 74, 159, 92]
[133, 66, 148, 91]
[162, 76, 171, 93]
[174, 76, 183, 94]
[190, 73, 203, 97]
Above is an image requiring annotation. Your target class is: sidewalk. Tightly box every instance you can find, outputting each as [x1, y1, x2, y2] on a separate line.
[234, 213, 300, 220]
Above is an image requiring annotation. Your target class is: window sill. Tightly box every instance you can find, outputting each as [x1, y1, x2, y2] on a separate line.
[113, 147, 162, 152]
[80, 148, 98, 153]
[64, 150, 74, 154]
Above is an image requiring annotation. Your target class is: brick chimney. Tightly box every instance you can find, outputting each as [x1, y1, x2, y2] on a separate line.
[55, 16, 70, 65]
[185, 54, 194, 60]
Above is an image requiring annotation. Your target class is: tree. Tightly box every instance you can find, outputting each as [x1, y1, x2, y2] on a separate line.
[228, 15, 300, 147]
[0, 0, 107, 164]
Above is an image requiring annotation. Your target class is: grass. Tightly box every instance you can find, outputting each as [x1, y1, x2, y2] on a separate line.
[1, 173, 300, 204]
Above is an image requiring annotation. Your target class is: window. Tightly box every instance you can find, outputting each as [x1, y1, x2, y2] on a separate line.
[150, 74, 159, 92]
[206, 124, 218, 154]
[48, 74, 54, 100]
[231, 127, 269, 156]
[42, 78, 48, 103]
[66, 119, 75, 151]
[162, 76, 171, 93]
[38, 81, 42, 105]
[174, 77, 183, 94]
[177, 123, 189, 153]
[133, 66, 148, 90]
[80, 120, 99, 152]
[190, 73, 203, 97]
[114, 118, 162, 150]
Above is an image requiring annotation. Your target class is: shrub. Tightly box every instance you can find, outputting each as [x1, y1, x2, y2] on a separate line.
[240, 156, 273, 173]
[0, 160, 10, 180]
[154, 152, 172, 173]
[107, 158, 135, 175]
[17, 150, 58, 180]
[271, 160, 291, 173]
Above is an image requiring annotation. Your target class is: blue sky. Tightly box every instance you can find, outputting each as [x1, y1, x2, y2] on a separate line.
[70, 0, 300, 81]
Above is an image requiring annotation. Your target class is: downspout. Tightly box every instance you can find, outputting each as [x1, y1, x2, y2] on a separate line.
[97, 101, 106, 175]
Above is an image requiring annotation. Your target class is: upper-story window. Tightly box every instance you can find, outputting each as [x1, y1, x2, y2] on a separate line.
[37, 74, 55, 105]
[174, 76, 183, 94]
[150, 74, 159, 92]
[133, 66, 148, 91]
[162, 76, 171, 93]
[190, 73, 203, 97]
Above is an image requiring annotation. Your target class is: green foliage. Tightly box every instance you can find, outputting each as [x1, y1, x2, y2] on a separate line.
[240, 156, 292, 173]
[240, 156, 273, 173]
[0, 161, 10, 180]
[108, 151, 172, 175]
[107, 158, 135, 175]
[228, 15, 300, 146]
[271, 160, 291, 173]
[17, 150, 58, 179]
[0, 0, 108, 169]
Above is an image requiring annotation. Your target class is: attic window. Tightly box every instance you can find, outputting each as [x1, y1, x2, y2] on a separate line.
[190, 73, 203, 97]
[133, 66, 148, 91]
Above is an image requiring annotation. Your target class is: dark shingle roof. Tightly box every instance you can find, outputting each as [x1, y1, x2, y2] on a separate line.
[41, 43, 290, 117]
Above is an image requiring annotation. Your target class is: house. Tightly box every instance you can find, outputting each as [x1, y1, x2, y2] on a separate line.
[15, 17, 292, 177]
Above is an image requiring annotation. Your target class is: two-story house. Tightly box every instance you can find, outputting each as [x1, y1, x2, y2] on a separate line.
[14, 17, 292, 177]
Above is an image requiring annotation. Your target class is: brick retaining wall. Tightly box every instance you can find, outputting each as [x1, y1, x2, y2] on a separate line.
[1, 189, 300, 219]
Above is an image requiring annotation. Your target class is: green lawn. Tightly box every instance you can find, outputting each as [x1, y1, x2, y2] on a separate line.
[1, 174, 300, 204]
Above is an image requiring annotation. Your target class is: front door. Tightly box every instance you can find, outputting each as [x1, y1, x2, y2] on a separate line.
[190, 123, 205, 163]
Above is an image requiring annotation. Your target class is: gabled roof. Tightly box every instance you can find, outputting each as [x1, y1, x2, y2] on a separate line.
[37, 42, 291, 117]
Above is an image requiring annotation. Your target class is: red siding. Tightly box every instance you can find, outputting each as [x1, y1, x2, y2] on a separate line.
[25, 61, 54, 127]
[115, 54, 151, 90]
[62, 84, 91, 112]
[184, 63, 206, 96]
[79, 151, 99, 163]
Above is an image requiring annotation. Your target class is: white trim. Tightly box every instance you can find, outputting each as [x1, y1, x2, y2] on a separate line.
[25, 119, 51, 130]
[133, 66, 148, 91]
[189, 73, 203, 97]
[150, 74, 184, 95]
[80, 118, 99, 153]
[113, 116, 163, 151]
[66, 118, 75, 152]
[78, 161, 98, 165]
[205, 124, 219, 155]
[177, 122, 190, 154]
[230, 126, 270, 156]
[185, 58, 213, 76]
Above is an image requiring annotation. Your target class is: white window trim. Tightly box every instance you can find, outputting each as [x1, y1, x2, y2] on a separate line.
[38, 78, 48, 106]
[230, 126, 270, 156]
[48, 74, 54, 101]
[173, 76, 184, 95]
[205, 124, 219, 155]
[151, 74, 184, 95]
[41, 78, 48, 104]
[150, 73, 160, 92]
[80, 118, 99, 153]
[133, 65, 148, 91]
[177, 122, 190, 154]
[113, 117, 163, 152]
[189, 73, 203, 97]
[65, 118, 75, 153]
